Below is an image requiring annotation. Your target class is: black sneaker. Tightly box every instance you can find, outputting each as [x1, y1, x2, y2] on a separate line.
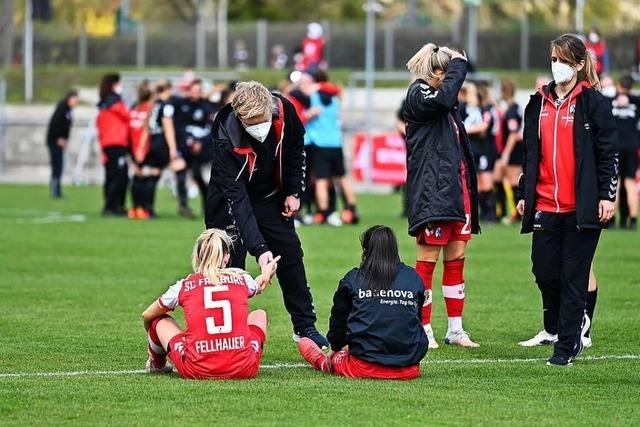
[178, 205, 196, 219]
[547, 354, 572, 367]
[573, 313, 590, 359]
[293, 326, 329, 350]
[102, 208, 122, 217]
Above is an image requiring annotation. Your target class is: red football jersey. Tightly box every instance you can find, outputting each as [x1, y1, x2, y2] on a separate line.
[129, 101, 151, 158]
[157, 271, 260, 378]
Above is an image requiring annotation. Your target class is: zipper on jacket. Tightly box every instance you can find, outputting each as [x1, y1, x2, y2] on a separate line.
[551, 98, 568, 213]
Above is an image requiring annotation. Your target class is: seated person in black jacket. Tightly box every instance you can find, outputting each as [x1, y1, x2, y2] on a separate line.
[298, 226, 428, 379]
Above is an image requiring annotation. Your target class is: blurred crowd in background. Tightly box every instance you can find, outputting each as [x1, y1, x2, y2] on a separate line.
[43, 20, 640, 232]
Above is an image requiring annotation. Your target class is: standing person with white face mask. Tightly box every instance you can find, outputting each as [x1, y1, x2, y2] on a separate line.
[205, 81, 330, 350]
[585, 27, 609, 77]
[516, 34, 618, 366]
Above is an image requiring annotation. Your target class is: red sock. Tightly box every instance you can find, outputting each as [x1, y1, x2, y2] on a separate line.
[415, 260, 436, 326]
[147, 315, 169, 368]
[443, 258, 465, 318]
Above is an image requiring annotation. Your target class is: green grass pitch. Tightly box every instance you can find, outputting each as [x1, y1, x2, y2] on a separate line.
[0, 184, 638, 426]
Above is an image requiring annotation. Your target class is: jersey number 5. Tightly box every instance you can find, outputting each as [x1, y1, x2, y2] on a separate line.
[204, 286, 232, 334]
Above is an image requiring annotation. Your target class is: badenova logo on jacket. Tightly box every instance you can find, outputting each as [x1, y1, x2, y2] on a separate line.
[358, 289, 418, 307]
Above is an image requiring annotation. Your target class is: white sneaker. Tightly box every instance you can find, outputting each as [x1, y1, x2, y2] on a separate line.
[423, 324, 439, 349]
[326, 212, 343, 227]
[518, 330, 558, 347]
[302, 213, 314, 225]
[574, 313, 591, 359]
[145, 358, 173, 374]
[444, 330, 479, 347]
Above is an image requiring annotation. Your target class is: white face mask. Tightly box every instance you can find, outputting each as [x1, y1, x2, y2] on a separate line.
[588, 33, 599, 44]
[601, 85, 616, 98]
[244, 120, 272, 142]
[551, 61, 575, 84]
[114, 84, 124, 95]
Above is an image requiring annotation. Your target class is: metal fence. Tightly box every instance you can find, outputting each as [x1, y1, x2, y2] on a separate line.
[8, 20, 640, 72]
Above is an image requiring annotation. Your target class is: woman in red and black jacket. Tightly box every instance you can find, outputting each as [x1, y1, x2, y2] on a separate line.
[96, 73, 130, 216]
[516, 34, 618, 366]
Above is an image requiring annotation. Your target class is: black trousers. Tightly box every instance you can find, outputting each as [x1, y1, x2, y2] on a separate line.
[47, 143, 63, 198]
[531, 212, 600, 358]
[102, 146, 129, 212]
[228, 195, 317, 332]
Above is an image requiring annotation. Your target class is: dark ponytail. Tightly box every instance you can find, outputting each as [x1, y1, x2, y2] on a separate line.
[99, 73, 120, 103]
[359, 225, 400, 292]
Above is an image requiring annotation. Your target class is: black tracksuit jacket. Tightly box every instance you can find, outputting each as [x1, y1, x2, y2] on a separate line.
[46, 100, 72, 146]
[402, 58, 480, 237]
[327, 263, 428, 367]
[204, 94, 306, 259]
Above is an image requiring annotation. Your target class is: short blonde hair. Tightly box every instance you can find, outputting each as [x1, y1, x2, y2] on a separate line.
[231, 81, 274, 120]
[406, 43, 452, 81]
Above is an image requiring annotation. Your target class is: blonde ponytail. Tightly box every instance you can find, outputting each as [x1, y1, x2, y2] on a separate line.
[406, 43, 452, 82]
[191, 229, 244, 284]
[582, 50, 601, 90]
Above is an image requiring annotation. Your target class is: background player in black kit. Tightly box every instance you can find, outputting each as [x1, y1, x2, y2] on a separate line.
[610, 74, 639, 230]
[143, 80, 186, 217]
[205, 81, 329, 349]
[45, 90, 79, 199]
[464, 82, 496, 222]
[173, 79, 217, 217]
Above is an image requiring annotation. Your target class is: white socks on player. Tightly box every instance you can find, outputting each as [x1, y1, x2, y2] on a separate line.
[447, 316, 462, 333]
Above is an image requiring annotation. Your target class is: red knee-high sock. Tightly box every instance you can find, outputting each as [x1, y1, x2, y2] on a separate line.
[416, 260, 437, 326]
[147, 315, 169, 368]
[443, 258, 465, 331]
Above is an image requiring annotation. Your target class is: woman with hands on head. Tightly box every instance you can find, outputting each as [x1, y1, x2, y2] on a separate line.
[401, 44, 481, 349]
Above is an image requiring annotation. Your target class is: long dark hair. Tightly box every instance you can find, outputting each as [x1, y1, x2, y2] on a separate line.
[360, 225, 400, 292]
[550, 34, 600, 90]
[99, 73, 120, 103]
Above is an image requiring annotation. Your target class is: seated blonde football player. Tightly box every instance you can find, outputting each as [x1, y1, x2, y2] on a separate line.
[142, 229, 279, 379]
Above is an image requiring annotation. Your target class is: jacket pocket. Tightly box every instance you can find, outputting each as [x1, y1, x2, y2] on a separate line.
[436, 156, 453, 192]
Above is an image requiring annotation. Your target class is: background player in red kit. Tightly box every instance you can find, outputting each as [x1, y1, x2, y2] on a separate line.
[141, 229, 279, 379]
[127, 81, 153, 220]
[402, 44, 480, 348]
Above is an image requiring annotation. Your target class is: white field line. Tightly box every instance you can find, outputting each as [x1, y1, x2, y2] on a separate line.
[0, 354, 638, 379]
[0, 208, 86, 224]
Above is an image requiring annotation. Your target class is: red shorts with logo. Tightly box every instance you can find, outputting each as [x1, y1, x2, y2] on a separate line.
[416, 218, 472, 246]
[167, 325, 266, 380]
[330, 351, 420, 380]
